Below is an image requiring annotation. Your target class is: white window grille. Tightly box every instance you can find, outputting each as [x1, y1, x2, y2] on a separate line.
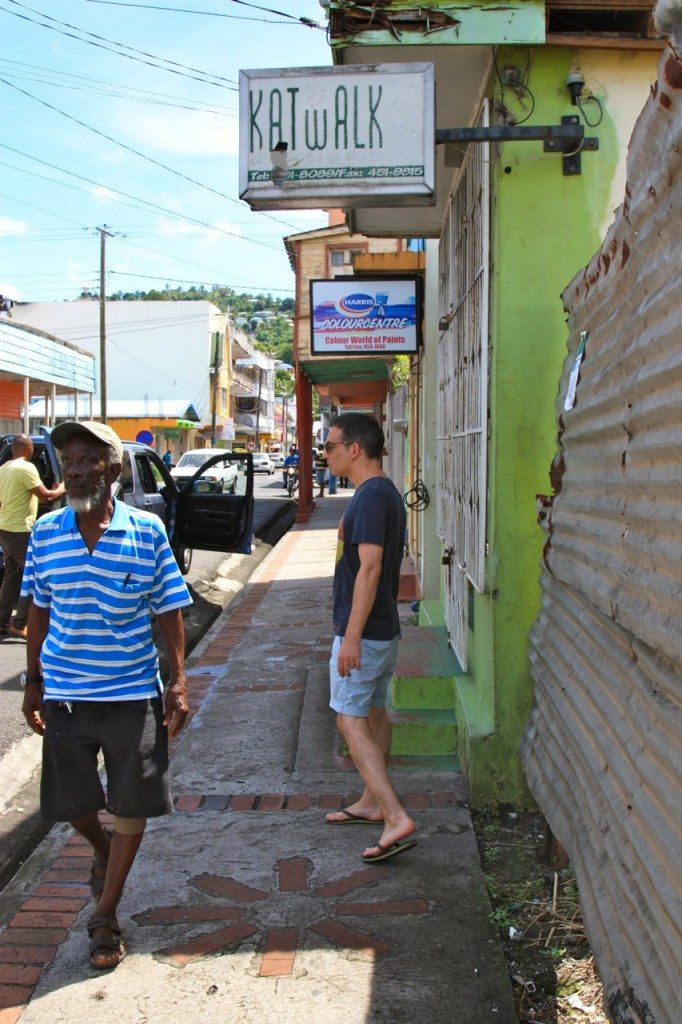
[436, 101, 490, 669]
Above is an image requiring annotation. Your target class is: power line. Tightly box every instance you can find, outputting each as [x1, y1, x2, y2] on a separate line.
[0, 0, 237, 89]
[0, 93, 302, 234]
[109, 270, 294, 293]
[0, 59, 238, 115]
[224, 0, 323, 29]
[85, 0, 300, 25]
[0, 135, 283, 251]
[119, 237, 298, 289]
[0, 189, 87, 227]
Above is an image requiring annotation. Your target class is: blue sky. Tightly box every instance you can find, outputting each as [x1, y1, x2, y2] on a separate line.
[0, 0, 332, 303]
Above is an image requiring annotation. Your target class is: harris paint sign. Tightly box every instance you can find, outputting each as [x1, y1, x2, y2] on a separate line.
[310, 279, 419, 355]
[239, 64, 434, 210]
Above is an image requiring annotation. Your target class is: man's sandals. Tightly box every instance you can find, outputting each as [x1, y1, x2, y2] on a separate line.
[87, 916, 125, 970]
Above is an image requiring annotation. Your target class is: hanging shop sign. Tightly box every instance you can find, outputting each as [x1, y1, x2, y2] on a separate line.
[239, 63, 434, 210]
[310, 278, 419, 355]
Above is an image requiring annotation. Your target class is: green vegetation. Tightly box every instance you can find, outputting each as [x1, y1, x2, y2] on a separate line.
[390, 354, 411, 390]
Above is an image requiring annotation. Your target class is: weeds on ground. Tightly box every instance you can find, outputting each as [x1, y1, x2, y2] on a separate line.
[472, 810, 609, 1024]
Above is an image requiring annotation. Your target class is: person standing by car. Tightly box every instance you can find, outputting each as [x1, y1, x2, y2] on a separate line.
[20, 420, 192, 971]
[0, 434, 64, 640]
[323, 413, 416, 863]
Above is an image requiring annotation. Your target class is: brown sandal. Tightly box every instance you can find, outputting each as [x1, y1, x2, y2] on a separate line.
[87, 915, 125, 970]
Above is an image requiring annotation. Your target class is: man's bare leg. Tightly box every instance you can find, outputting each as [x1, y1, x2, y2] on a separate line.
[335, 712, 415, 854]
[72, 814, 144, 968]
[326, 707, 391, 822]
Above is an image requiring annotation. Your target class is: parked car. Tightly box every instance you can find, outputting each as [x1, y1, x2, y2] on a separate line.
[0, 431, 255, 575]
[268, 452, 284, 469]
[251, 453, 275, 474]
[170, 448, 238, 493]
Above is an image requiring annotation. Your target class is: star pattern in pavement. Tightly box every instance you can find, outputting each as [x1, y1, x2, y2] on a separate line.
[134, 858, 428, 975]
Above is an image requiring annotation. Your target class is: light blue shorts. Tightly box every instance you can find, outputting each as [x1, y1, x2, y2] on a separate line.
[329, 635, 400, 717]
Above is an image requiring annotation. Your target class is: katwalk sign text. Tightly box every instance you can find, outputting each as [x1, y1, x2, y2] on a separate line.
[239, 64, 435, 210]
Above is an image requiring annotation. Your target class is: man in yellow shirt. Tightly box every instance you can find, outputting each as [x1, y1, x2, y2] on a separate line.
[0, 435, 64, 639]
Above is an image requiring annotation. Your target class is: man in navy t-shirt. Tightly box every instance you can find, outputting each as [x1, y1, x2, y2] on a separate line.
[324, 413, 417, 864]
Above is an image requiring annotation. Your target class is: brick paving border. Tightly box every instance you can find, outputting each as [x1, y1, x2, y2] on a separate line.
[172, 791, 466, 812]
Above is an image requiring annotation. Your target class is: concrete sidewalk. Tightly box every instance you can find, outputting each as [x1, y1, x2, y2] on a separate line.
[0, 495, 516, 1024]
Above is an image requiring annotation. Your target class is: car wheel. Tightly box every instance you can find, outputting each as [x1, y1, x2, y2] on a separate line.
[174, 546, 193, 575]
[227, 480, 237, 494]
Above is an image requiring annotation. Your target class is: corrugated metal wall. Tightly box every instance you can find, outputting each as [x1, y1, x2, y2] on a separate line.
[521, 42, 682, 1024]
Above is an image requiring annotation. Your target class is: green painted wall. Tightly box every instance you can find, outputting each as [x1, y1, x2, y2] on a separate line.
[455, 45, 657, 806]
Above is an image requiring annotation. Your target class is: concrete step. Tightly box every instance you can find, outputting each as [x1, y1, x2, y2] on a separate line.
[387, 705, 458, 757]
[392, 623, 459, 710]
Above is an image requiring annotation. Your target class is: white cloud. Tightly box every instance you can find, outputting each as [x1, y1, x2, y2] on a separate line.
[0, 282, 23, 301]
[114, 106, 239, 156]
[0, 216, 30, 236]
[98, 148, 128, 166]
[91, 186, 116, 204]
[156, 218, 202, 237]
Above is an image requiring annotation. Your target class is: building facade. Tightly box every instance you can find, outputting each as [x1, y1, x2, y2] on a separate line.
[326, 0, 663, 808]
[0, 315, 95, 434]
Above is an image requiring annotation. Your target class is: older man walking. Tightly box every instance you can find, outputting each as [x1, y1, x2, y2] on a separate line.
[21, 421, 192, 970]
[0, 434, 64, 639]
[323, 413, 416, 863]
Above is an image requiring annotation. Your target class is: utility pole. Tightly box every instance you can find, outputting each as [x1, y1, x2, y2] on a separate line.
[254, 365, 263, 451]
[210, 330, 222, 447]
[97, 226, 114, 423]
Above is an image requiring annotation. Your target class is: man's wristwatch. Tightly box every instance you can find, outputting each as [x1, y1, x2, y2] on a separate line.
[20, 673, 44, 688]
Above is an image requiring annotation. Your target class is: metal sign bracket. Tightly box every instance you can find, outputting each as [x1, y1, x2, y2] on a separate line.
[435, 115, 599, 175]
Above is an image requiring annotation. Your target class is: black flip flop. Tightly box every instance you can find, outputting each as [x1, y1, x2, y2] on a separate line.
[327, 808, 385, 825]
[361, 838, 418, 863]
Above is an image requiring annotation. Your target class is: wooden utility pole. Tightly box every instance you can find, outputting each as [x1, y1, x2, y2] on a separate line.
[254, 366, 262, 451]
[210, 330, 222, 447]
[98, 226, 114, 423]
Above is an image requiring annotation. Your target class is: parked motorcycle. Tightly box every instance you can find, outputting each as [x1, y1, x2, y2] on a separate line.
[286, 465, 298, 497]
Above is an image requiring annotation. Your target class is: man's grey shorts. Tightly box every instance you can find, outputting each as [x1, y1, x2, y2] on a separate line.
[41, 698, 172, 822]
[329, 636, 399, 717]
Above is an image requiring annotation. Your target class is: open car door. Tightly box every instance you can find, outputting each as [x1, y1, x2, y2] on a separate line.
[173, 452, 254, 555]
[38, 426, 66, 510]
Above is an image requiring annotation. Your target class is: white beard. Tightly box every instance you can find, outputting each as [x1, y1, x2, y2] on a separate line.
[67, 477, 109, 514]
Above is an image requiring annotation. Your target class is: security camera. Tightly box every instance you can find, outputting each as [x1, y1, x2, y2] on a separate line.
[566, 68, 585, 105]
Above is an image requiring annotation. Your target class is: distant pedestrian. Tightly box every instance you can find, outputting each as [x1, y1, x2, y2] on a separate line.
[162, 450, 172, 467]
[0, 434, 64, 640]
[323, 413, 416, 863]
[21, 421, 192, 970]
[314, 447, 328, 497]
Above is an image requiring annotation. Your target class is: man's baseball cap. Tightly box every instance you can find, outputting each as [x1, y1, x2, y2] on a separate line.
[50, 420, 124, 463]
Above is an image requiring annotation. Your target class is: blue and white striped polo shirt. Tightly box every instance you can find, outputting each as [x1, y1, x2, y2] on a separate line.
[21, 499, 192, 702]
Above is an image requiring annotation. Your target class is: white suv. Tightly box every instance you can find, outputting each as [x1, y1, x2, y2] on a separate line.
[171, 449, 239, 493]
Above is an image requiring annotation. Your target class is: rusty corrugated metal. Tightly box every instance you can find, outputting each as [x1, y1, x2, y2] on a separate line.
[525, 575, 681, 1024]
[537, 48, 682, 663]
[522, 40, 682, 1024]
